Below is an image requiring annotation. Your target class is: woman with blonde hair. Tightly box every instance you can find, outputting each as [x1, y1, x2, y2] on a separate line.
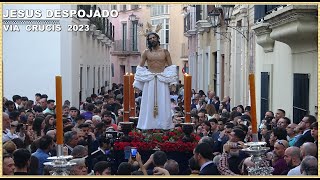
[3, 140, 17, 154]
[205, 104, 217, 120]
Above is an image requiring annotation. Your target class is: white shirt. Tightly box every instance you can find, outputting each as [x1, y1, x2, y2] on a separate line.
[200, 161, 214, 171]
[287, 165, 302, 176]
[15, 103, 20, 110]
[3, 128, 23, 143]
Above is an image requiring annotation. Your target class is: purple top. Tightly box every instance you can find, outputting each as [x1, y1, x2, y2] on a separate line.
[81, 111, 93, 120]
[272, 157, 289, 175]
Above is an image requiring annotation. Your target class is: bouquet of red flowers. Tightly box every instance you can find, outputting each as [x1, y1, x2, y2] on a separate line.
[114, 128, 201, 152]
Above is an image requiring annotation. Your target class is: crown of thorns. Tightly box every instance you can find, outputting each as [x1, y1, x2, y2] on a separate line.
[139, 22, 162, 37]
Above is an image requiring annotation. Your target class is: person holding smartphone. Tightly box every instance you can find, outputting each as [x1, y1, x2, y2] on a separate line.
[128, 148, 147, 175]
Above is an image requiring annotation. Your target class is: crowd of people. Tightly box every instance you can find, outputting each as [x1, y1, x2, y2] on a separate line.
[2, 82, 318, 176]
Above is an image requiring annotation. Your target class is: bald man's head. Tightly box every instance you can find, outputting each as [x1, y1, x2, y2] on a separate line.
[164, 159, 179, 175]
[284, 146, 301, 167]
[300, 156, 318, 175]
[300, 142, 317, 158]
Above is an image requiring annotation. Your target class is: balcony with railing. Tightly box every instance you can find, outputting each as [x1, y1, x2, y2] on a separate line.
[252, 5, 317, 53]
[76, 5, 114, 41]
[111, 39, 140, 56]
[183, 5, 198, 37]
[254, 5, 286, 23]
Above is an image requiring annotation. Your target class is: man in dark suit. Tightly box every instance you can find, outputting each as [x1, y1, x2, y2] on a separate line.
[207, 91, 215, 105]
[293, 115, 316, 147]
[193, 142, 220, 175]
[64, 131, 79, 155]
[88, 133, 115, 174]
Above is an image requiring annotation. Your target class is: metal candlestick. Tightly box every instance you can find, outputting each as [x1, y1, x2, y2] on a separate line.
[43, 144, 76, 175]
[181, 123, 195, 142]
[241, 142, 274, 175]
[129, 116, 139, 128]
[119, 122, 134, 142]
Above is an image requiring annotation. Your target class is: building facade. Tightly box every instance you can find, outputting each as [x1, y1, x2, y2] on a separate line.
[110, 4, 145, 84]
[184, 4, 318, 124]
[252, 5, 318, 123]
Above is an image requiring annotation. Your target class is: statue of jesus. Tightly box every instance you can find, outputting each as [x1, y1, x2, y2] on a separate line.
[133, 24, 178, 130]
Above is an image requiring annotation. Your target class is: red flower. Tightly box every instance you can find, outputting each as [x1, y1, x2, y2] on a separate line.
[162, 136, 169, 141]
[114, 129, 199, 152]
[168, 132, 176, 137]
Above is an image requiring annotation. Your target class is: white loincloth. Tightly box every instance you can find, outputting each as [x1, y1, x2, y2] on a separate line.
[133, 65, 178, 130]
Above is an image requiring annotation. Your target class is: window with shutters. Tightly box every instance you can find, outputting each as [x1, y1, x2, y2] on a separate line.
[261, 72, 270, 120]
[151, 5, 169, 17]
[132, 21, 138, 51]
[131, 5, 139, 10]
[293, 73, 309, 123]
[122, 23, 127, 51]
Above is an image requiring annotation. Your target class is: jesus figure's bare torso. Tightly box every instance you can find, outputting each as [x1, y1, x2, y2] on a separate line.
[139, 47, 173, 73]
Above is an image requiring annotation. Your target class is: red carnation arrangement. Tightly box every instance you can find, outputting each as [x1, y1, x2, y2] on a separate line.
[114, 129, 200, 152]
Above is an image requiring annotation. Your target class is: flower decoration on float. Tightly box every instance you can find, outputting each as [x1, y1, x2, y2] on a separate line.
[114, 128, 201, 152]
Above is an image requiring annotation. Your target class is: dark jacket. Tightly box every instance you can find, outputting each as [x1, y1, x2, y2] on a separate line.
[293, 130, 314, 147]
[199, 162, 220, 175]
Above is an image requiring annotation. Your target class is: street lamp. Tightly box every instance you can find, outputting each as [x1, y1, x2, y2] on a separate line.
[221, 5, 235, 25]
[208, 8, 221, 28]
[129, 13, 137, 21]
[208, 5, 248, 40]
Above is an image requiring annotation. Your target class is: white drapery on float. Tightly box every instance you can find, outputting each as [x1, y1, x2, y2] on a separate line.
[133, 65, 178, 130]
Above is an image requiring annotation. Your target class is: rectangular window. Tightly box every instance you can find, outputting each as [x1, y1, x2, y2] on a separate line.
[87, 67, 90, 95]
[151, 5, 169, 17]
[131, 5, 139, 10]
[111, 63, 114, 77]
[79, 66, 83, 108]
[131, 66, 137, 74]
[98, 67, 100, 89]
[122, 23, 127, 51]
[102, 67, 104, 87]
[293, 73, 309, 123]
[80, 67, 83, 90]
[261, 72, 270, 120]
[111, 5, 117, 10]
[93, 67, 96, 94]
[121, 5, 127, 11]
[132, 21, 138, 51]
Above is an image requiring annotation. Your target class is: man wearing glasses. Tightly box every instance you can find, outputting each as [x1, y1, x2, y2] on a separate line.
[293, 115, 317, 147]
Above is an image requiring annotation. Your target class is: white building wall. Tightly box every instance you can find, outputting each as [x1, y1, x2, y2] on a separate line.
[4, 4, 111, 107]
[255, 42, 292, 121]
[3, 26, 61, 101]
[3, 4, 61, 101]
[255, 40, 318, 121]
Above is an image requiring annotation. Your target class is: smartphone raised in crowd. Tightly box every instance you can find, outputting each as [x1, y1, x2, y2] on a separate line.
[124, 146, 131, 160]
[131, 147, 138, 159]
